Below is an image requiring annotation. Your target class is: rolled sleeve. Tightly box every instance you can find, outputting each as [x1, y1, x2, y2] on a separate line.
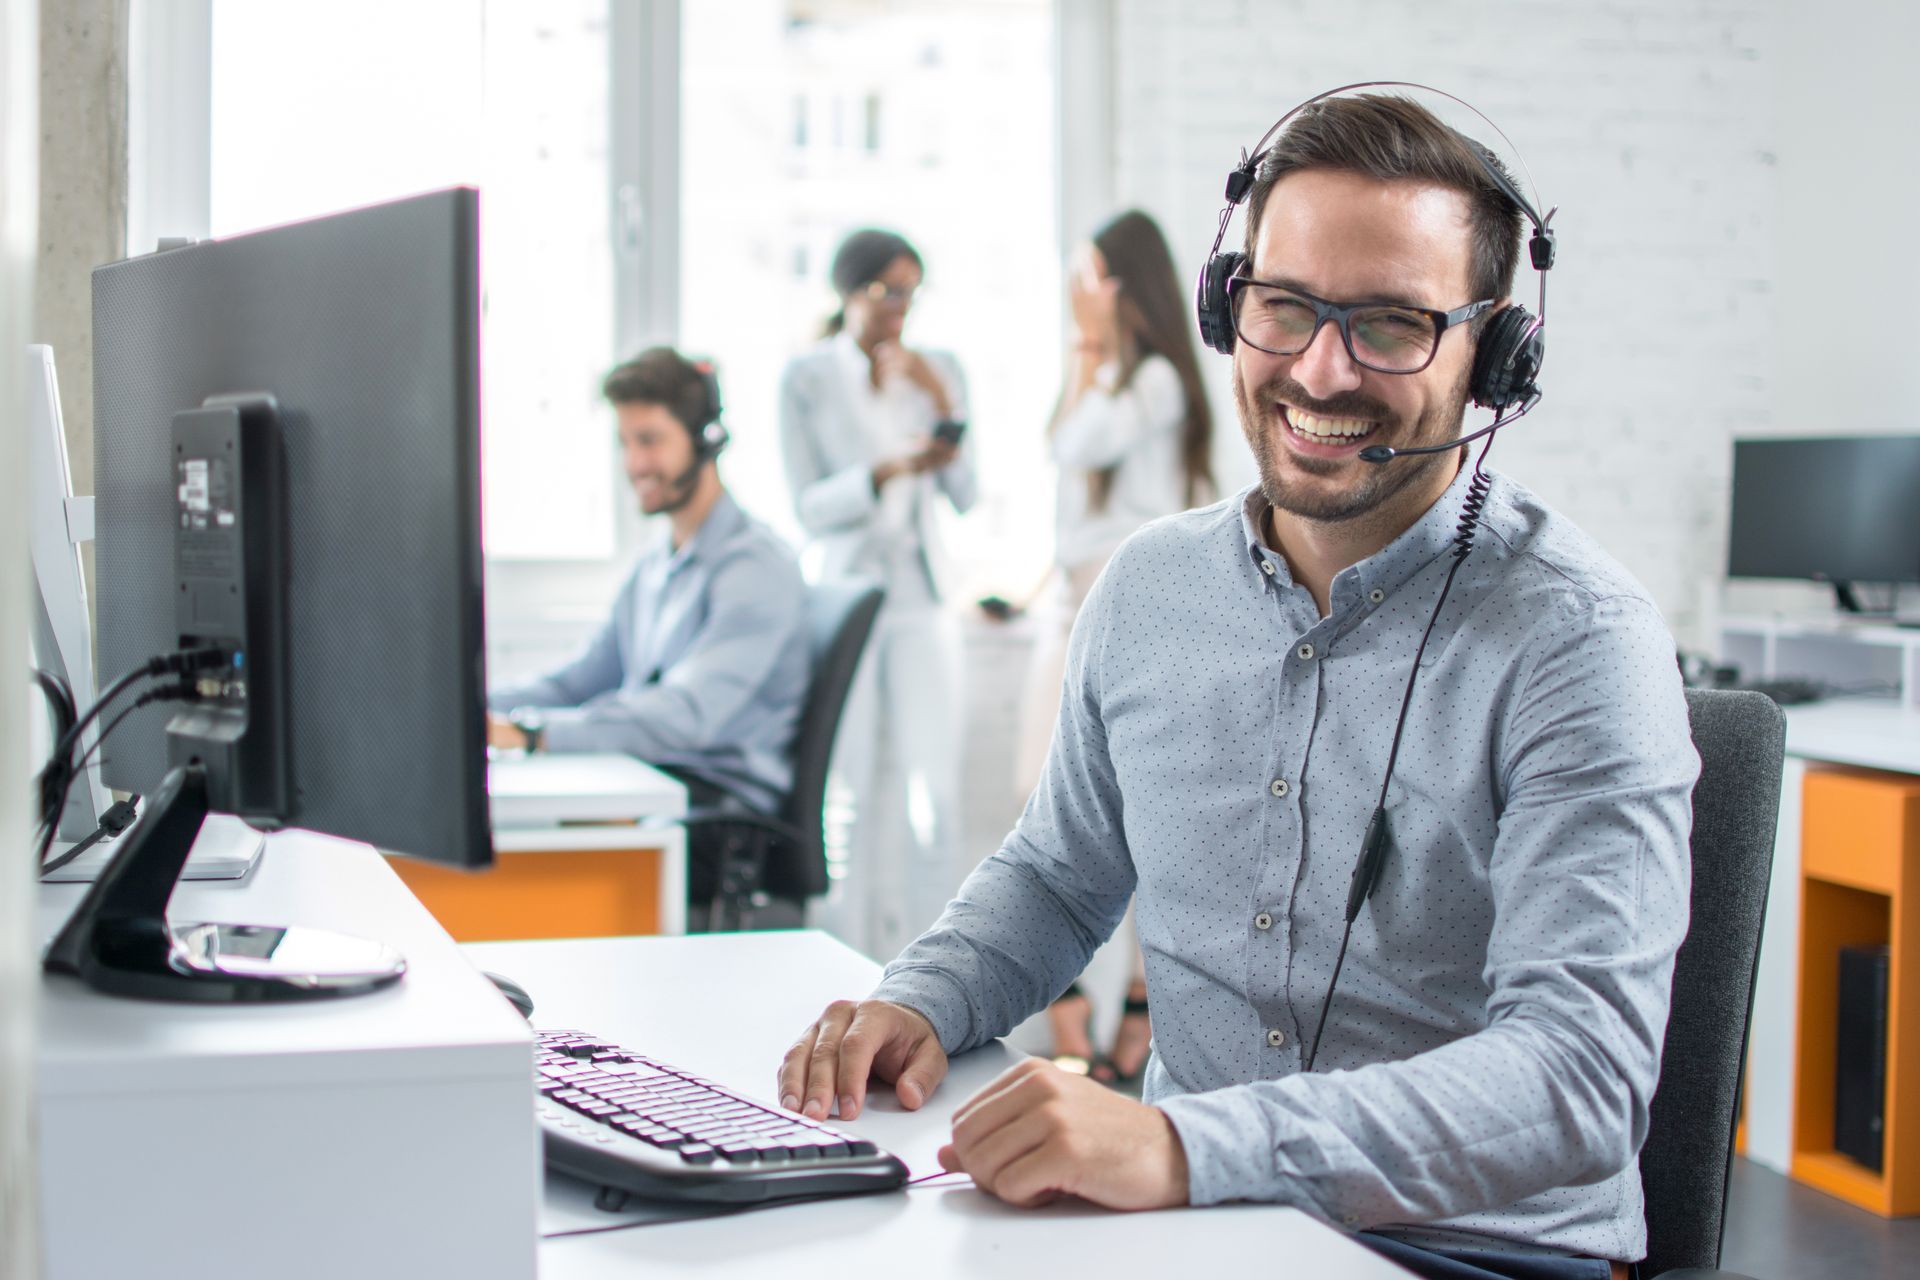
[869, 558, 1135, 1051]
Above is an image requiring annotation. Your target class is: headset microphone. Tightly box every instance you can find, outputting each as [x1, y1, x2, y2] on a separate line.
[1357, 391, 1541, 464]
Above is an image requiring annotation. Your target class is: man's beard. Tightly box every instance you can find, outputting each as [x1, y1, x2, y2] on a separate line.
[638, 459, 704, 517]
[1233, 364, 1470, 526]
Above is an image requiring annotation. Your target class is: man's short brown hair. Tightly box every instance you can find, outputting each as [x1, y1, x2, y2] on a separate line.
[1244, 94, 1525, 307]
[601, 347, 715, 433]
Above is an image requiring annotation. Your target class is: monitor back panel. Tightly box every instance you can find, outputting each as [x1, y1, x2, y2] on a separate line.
[92, 189, 491, 867]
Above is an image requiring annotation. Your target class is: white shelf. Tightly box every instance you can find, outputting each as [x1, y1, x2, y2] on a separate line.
[1720, 613, 1920, 715]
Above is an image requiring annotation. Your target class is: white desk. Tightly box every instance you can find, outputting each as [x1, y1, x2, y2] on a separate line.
[389, 752, 690, 938]
[462, 931, 1412, 1279]
[489, 751, 689, 829]
[36, 835, 538, 1280]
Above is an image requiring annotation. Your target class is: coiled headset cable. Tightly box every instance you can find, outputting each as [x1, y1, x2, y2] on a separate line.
[1302, 438, 1497, 1073]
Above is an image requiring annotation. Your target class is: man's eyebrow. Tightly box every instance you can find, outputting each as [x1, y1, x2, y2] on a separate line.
[1246, 273, 1437, 312]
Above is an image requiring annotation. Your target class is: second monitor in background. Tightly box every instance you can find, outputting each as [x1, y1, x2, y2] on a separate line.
[1728, 434, 1920, 618]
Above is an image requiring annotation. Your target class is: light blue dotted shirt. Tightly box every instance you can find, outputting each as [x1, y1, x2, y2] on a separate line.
[872, 465, 1698, 1262]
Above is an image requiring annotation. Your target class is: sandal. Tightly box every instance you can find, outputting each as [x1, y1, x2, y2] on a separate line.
[1047, 982, 1097, 1076]
[1103, 985, 1152, 1086]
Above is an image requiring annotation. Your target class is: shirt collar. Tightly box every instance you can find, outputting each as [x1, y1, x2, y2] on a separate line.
[1237, 461, 1486, 608]
[832, 330, 873, 385]
[658, 490, 746, 574]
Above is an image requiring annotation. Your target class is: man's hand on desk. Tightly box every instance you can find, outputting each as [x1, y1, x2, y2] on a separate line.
[778, 998, 949, 1121]
[486, 713, 529, 752]
[938, 1058, 1190, 1211]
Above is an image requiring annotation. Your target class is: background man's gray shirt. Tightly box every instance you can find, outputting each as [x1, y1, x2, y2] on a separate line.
[871, 466, 1698, 1261]
[489, 493, 809, 813]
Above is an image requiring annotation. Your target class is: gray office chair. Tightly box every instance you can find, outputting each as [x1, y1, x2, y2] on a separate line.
[689, 580, 884, 931]
[1636, 688, 1785, 1280]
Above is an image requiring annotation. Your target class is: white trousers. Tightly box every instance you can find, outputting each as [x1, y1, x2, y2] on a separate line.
[1012, 556, 1145, 993]
[811, 600, 965, 962]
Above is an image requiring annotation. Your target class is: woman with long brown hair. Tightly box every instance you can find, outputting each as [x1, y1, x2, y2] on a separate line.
[1015, 208, 1214, 1085]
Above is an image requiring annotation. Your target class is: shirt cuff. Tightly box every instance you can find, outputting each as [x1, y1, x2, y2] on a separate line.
[868, 965, 977, 1055]
[537, 708, 614, 755]
[811, 461, 881, 527]
[1157, 1088, 1304, 1211]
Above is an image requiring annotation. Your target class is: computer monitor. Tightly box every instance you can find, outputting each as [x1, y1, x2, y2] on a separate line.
[1727, 435, 1920, 614]
[45, 188, 493, 1002]
[25, 343, 111, 842]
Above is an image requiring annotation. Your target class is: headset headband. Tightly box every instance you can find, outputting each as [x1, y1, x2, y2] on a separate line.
[1196, 81, 1558, 409]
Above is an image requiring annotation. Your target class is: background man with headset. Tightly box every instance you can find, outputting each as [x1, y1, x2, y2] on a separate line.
[489, 347, 810, 865]
[776, 90, 1695, 1280]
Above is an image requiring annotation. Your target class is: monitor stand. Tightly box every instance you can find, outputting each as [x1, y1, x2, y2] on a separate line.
[42, 763, 406, 1002]
[1832, 580, 1900, 619]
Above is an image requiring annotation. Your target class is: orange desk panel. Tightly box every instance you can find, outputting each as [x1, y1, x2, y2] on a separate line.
[387, 844, 668, 943]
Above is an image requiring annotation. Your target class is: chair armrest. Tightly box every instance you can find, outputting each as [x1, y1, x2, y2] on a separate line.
[1652, 1269, 1761, 1279]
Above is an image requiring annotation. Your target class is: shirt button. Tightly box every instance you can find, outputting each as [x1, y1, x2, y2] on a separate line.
[1296, 642, 1316, 661]
[1260, 560, 1276, 576]
[1368, 588, 1385, 604]
[1254, 912, 1273, 930]
[1269, 778, 1289, 797]
[1266, 1028, 1286, 1048]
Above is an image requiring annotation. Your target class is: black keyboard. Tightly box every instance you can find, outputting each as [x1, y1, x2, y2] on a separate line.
[536, 1029, 909, 1204]
[1738, 677, 1824, 706]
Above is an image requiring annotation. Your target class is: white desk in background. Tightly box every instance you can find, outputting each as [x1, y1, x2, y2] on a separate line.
[462, 930, 1413, 1280]
[386, 751, 690, 939]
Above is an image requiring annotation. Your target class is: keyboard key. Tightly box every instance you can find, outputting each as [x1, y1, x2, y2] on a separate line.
[678, 1144, 717, 1165]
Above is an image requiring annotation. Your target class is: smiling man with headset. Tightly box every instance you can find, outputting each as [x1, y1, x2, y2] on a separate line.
[489, 348, 810, 893]
[775, 87, 1696, 1280]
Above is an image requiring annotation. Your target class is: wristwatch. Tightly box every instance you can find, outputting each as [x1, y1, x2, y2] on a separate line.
[509, 709, 546, 755]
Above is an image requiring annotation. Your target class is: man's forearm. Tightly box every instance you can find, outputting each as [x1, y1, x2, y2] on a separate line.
[1158, 1008, 1653, 1227]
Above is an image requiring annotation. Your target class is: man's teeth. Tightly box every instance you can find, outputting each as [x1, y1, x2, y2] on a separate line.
[1286, 408, 1375, 441]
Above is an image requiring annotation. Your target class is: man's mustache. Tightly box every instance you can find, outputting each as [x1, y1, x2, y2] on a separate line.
[1250, 374, 1394, 425]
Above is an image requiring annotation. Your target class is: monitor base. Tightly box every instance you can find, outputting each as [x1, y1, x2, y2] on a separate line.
[43, 762, 405, 1002]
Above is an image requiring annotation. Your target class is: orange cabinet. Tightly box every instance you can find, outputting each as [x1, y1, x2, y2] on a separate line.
[1790, 767, 1920, 1215]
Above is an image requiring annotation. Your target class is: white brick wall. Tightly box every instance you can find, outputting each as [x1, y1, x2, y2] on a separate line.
[1103, 0, 1785, 649]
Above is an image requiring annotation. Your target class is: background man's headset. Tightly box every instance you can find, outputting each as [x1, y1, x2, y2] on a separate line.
[1192, 83, 1559, 1071]
[688, 358, 731, 462]
[656, 357, 731, 512]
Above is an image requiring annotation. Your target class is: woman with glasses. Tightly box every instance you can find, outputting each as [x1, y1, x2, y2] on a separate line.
[779, 228, 976, 962]
[1013, 209, 1213, 1087]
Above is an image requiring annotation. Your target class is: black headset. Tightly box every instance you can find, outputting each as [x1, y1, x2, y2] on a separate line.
[1194, 81, 1557, 415]
[686, 358, 731, 461]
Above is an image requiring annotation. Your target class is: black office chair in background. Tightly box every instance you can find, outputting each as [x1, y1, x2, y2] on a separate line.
[686, 580, 884, 932]
[1635, 688, 1785, 1280]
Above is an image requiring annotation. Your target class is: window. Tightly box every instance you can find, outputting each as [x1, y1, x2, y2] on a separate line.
[165, 0, 1064, 670]
[208, 0, 619, 563]
[680, 0, 1060, 594]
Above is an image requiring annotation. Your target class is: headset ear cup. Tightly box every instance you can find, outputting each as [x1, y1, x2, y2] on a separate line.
[700, 420, 730, 460]
[1196, 251, 1245, 355]
[1468, 306, 1543, 409]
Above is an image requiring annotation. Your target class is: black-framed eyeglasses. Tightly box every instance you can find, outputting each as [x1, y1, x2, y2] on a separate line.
[1227, 277, 1494, 374]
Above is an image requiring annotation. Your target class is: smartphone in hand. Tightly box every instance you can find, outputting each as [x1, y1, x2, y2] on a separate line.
[933, 419, 967, 446]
